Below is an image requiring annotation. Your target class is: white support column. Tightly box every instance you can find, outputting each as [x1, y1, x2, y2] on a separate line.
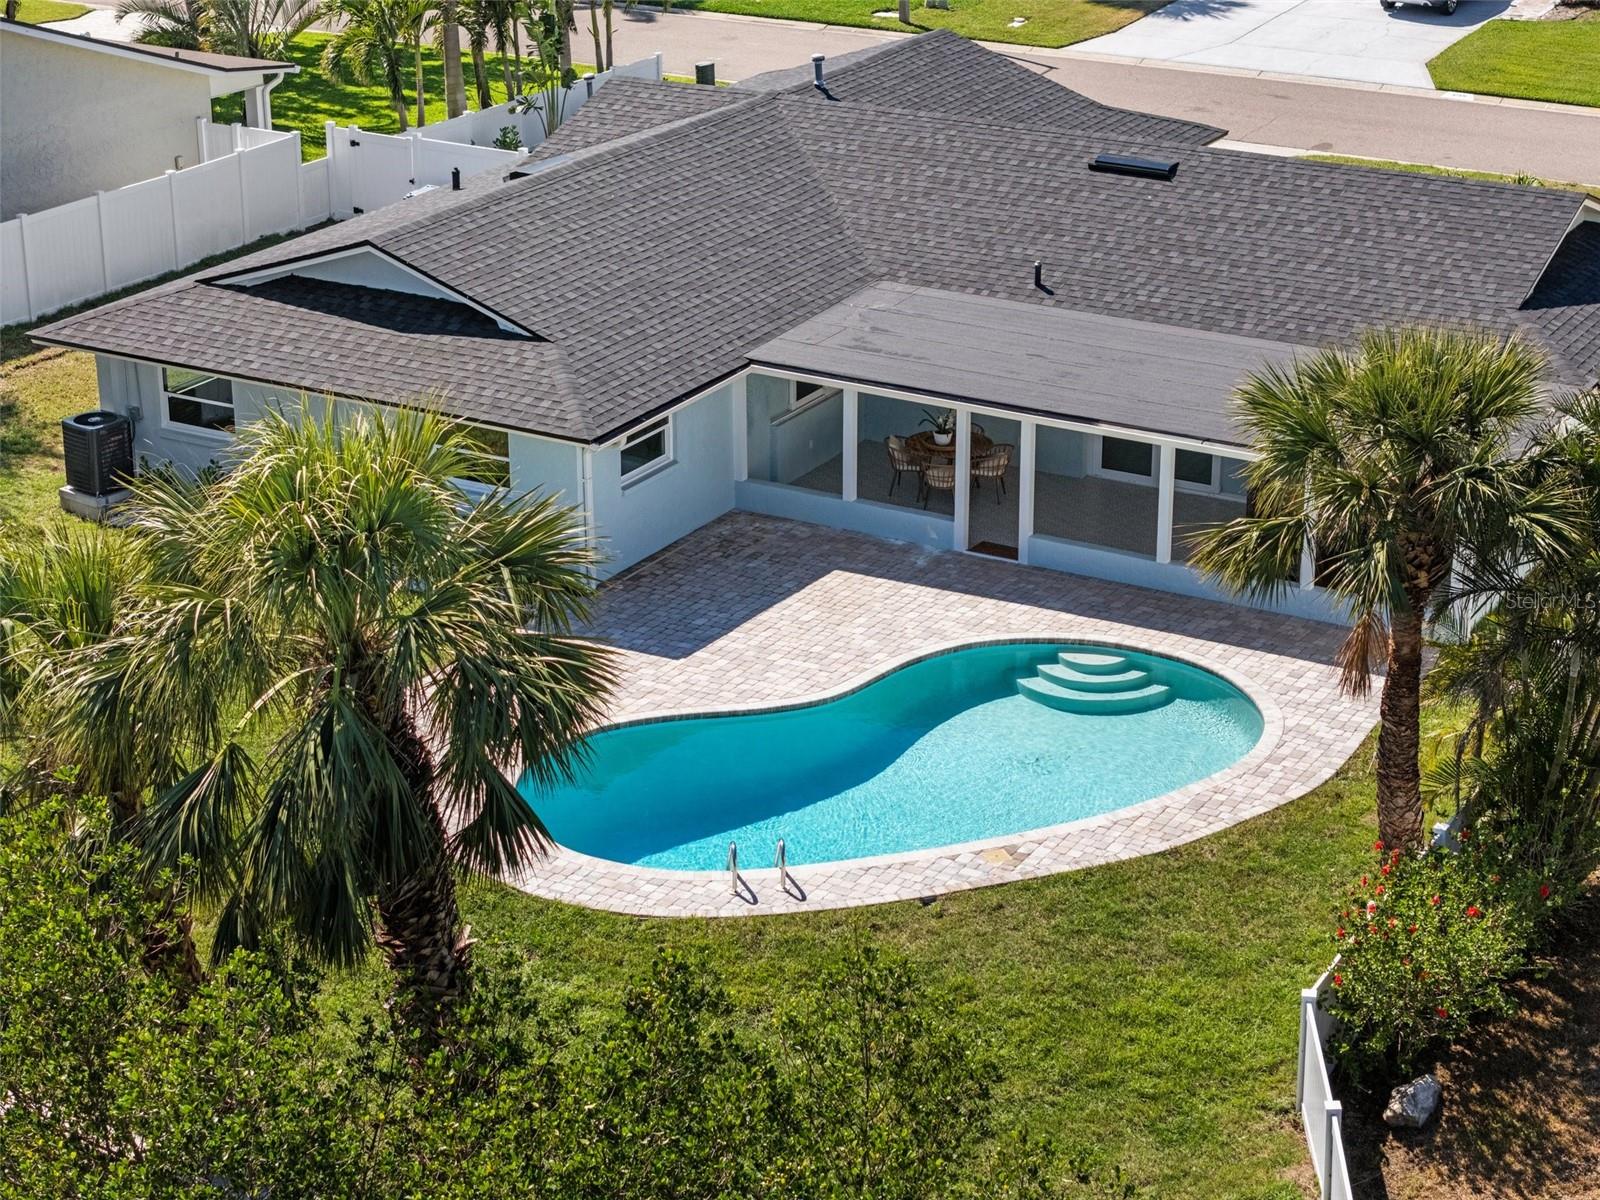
[195, 115, 210, 163]
[1017, 420, 1036, 565]
[1155, 442, 1176, 565]
[954, 408, 972, 551]
[841, 386, 859, 503]
[731, 374, 748, 482]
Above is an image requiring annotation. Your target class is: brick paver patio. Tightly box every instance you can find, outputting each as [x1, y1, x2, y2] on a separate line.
[504, 512, 1378, 917]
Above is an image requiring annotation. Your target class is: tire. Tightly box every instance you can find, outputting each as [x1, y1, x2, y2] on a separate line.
[1441, 0, 1457, 11]
[1380, 1, 1397, 9]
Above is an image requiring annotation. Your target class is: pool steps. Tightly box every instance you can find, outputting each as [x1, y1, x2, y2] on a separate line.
[1017, 651, 1174, 714]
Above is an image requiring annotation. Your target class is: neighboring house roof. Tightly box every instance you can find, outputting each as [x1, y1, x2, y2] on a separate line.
[34, 33, 1600, 447]
[0, 17, 296, 79]
[749, 282, 1305, 446]
[732, 30, 1226, 147]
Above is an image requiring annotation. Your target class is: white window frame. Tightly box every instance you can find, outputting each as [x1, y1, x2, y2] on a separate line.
[1173, 447, 1222, 495]
[160, 366, 237, 441]
[449, 424, 512, 499]
[1090, 434, 1157, 485]
[788, 379, 841, 416]
[619, 415, 673, 485]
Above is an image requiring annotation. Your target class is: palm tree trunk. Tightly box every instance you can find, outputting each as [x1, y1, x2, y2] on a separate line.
[374, 716, 473, 1044]
[414, 34, 427, 127]
[604, 0, 614, 69]
[442, 2, 467, 118]
[389, 60, 409, 131]
[111, 785, 204, 991]
[470, 40, 492, 107]
[1376, 603, 1426, 850]
[588, 2, 603, 75]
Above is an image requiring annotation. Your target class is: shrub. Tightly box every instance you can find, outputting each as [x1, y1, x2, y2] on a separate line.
[1325, 831, 1549, 1086]
[494, 124, 522, 151]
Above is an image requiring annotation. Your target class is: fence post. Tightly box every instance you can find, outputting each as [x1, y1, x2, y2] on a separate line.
[236, 143, 251, 239]
[1296, 988, 1317, 1110]
[324, 121, 339, 217]
[94, 191, 111, 292]
[15, 211, 36, 322]
[165, 169, 182, 270]
[652, 50, 663, 80]
[1321, 1100, 1341, 1200]
[231, 120, 243, 154]
[292, 132, 306, 228]
[196, 115, 210, 163]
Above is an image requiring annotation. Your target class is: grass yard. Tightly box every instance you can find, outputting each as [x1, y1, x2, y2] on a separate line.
[10, 0, 90, 22]
[1428, 14, 1600, 109]
[289, 723, 1434, 1199]
[212, 33, 537, 159]
[679, 0, 1163, 48]
[1302, 154, 1600, 199]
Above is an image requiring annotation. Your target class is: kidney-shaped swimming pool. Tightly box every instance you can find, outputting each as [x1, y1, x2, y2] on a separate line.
[521, 642, 1264, 872]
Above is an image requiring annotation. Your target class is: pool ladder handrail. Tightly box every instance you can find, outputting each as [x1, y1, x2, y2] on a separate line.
[727, 840, 738, 895]
[774, 838, 792, 890]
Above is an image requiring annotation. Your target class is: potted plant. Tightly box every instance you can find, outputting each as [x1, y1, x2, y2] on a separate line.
[920, 408, 956, 446]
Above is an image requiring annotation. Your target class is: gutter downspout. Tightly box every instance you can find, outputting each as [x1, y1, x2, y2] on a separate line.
[255, 71, 286, 130]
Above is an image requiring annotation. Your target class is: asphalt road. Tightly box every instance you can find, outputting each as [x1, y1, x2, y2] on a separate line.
[590, 7, 1600, 183]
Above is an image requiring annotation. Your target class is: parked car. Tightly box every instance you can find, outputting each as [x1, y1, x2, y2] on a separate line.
[1381, 0, 1459, 13]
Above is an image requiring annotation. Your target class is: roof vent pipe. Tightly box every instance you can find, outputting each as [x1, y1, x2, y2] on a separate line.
[1033, 260, 1043, 289]
[451, 167, 461, 191]
[811, 53, 825, 90]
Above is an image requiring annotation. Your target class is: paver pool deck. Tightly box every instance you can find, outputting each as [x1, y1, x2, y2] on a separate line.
[505, 512, 1379, 917]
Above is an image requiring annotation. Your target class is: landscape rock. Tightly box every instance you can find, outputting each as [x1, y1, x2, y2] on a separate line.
[1383, 1074, 1442, 1129]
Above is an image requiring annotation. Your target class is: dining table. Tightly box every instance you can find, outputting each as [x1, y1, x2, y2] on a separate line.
[905, 430, 994, 462]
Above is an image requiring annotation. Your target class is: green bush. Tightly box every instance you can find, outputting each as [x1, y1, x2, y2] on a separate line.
[1325, 830, 1552, 1086]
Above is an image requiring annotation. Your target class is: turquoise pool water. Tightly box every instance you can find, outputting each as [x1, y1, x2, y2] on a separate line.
[523, 643, 1263, 871]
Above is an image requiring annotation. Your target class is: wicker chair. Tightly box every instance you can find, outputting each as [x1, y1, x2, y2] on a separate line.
[921, 462, 957, 509]
[970, 444, 1014, 502]
[885, 435, 926, 497]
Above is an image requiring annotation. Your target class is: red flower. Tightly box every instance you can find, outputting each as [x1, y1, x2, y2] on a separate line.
[1436, 1007, 1449, 1019]
[1467, 905, 1482, 918]
[1361, 875, 1369, 887]
[1430, 894, 1441, 907]
[1374, 840, 1385, 852]
[1335, 927, 1345, 939]
[1460, 827, 1472, 841]
[1402, 956, 1411, 966]
[1333, 974, 1343, 987]
[1368, 924, 1378, 936]
[1540, 884, 1552, 900]
[1490, 874, 1501, 884]
[1408, 924, 1419, 934]
[1388, 917, 1398, 928]
[1381, 864, 1392, 876]
[1391, 848, 1402, 862]
[1375, 884, 1385, 895]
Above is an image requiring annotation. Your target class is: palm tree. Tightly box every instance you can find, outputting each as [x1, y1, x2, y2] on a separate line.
[0, 524, 202, 983]
[206, 0, 322, 59]
[456, 0, 497, 107]
[407, 2, 438, 127]
[321, 0, 419, 130]
[114, 0, 207, 48]
[1191, 327, 1584, 850]
[65, 407, 614, 1038]
[440, 0, 467, 117]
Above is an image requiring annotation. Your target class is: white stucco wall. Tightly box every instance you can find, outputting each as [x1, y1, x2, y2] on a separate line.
[1, 32, 212, 219]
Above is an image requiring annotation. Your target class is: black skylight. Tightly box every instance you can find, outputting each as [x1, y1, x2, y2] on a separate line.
[1088, 154, 1179, 181]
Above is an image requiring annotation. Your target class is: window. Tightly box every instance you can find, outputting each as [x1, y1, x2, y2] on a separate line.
[789, 380, 840, 413]
[1099, 436, 1152, 478]
[163, 367, 235, 435]
[620, 417, 671, 481]
[1175, 449, 1215, 488]
[453, 425, 511, 489]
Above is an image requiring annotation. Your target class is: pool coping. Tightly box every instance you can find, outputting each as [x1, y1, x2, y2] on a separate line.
[506, 633, 1309, 917]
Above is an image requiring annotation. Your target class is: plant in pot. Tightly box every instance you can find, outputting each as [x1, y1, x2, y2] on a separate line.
[920, 408, 956, 446]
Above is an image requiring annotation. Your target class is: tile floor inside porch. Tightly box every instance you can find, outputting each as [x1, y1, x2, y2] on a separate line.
[504, 512, 1377, 917]
[788, 441, 1243, 560]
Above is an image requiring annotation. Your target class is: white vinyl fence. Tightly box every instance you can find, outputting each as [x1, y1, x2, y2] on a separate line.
[1, 52, 665, 325]
[2, 125, 332, 326]
[1295, 814, 1464, 1200]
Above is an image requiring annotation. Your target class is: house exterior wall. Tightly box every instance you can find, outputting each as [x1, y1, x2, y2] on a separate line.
[1, 33, 212, 220]
[510, 432, 581, 508]
[93, 357, 286, 476]
[588, 385, 736, 577]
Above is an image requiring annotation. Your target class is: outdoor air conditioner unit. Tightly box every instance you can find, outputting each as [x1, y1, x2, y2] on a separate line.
[61, 410, 134, 496]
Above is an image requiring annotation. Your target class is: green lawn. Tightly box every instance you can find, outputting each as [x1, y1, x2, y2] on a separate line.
[678, 0, 1163, 48]
[1428, 14, 1600, 109]
[1302, 154, 1600, 199]
[305, 729, 1411, 1199]
[11, 0, 90, 22]
[212, 33, 649, 159]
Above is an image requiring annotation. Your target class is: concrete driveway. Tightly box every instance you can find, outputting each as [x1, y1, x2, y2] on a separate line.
[1072, 0, 1511, 88]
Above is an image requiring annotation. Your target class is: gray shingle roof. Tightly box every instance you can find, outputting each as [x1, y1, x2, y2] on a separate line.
[523, 76, 754, 162]
[751, 282, 1306, 446]
[35, 34, 1598, 445]
[1522, 222, 1600, 384]
[734, 29, 1225, 146]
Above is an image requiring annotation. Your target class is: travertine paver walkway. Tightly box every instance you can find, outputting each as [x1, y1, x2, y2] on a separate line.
[505, 512, 1377, 916]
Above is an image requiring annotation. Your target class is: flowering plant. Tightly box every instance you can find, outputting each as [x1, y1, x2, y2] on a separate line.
[1325, 832, 1544, 1087]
